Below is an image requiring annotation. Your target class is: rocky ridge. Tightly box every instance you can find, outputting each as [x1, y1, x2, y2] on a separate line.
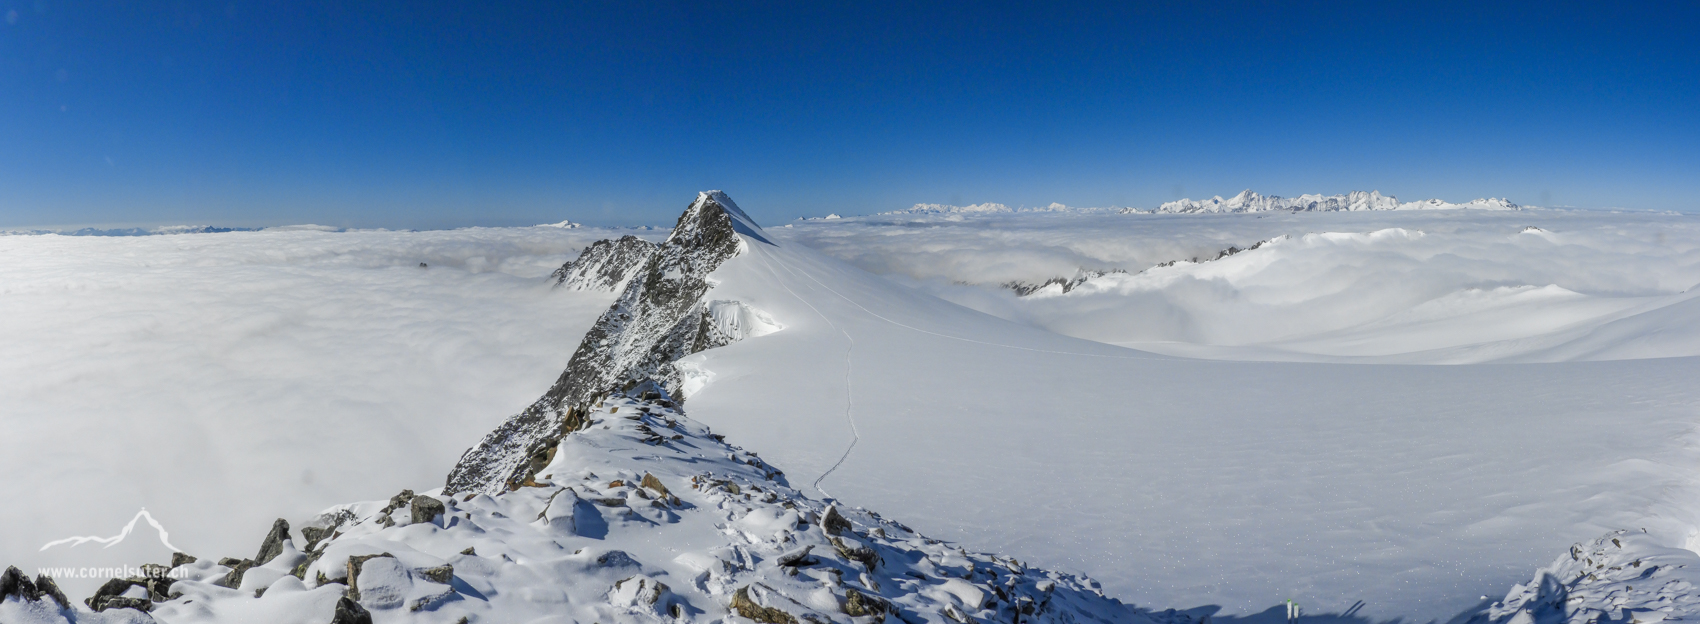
[0, 383, 1174, 624]
[1471, 530, 1700, 624]
[446, 191, 774, 497]
[1002, 239, 1275, 297]
[550, 235, 659, 292]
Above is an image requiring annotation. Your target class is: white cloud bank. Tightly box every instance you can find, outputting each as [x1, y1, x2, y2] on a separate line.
[0, 226, 664, 596]
[774, 209, 1700, 362]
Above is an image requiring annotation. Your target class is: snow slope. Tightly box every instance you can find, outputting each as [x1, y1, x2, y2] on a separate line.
[657, 208, 1700, 622]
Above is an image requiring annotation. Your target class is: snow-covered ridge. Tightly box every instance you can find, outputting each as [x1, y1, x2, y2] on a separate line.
[446, 191, 772, 496]
[1141, 190, 1519, 214]
[0, 385, 1155, 624]
[1003, 238, 1276, 297]
[1475, 530, 1700, 624]
[551, 235, 659, 292]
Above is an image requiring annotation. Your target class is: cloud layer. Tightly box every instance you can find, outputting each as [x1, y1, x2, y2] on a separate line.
[773, 209, 1700, 361]
[0, 226, 661, 595]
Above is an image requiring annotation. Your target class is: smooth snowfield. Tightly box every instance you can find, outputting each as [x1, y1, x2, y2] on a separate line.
[774, 209, 1700, 362]
[679, 224, 1700, 622]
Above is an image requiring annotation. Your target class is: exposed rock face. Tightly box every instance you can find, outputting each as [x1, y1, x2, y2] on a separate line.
[410, 495, 445, 525]
[445, 191, 770, 496]
[550, 235, 659, 291]
[1003, 270, 1126, 297]
[331, 595, 374, 624]
[732, 584, 799, 624]
[254, 518, 291, 565]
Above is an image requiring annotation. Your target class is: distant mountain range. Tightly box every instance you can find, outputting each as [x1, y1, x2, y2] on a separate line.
[876, 190, 1521, 216]
[0, 225, 264, 237]
[1145, 189, 1519, 214]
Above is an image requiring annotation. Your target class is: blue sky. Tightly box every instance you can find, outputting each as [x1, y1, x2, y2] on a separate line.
[2, 1, 1696, 228]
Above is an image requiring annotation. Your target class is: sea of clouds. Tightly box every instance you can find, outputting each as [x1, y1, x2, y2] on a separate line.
[6, 206, 1700, 597]
[772, 209, 1700, 362]
[0, 226, 663, 595]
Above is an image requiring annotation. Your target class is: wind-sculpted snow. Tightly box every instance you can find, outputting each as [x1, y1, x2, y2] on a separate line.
[0, 388, 1167, 624]
[773, 208, 1700, 362]
[446, 192, 775, 496]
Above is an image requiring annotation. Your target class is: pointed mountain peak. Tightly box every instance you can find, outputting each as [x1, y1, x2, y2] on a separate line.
[448, 190, 775, 495]
[673, 191, 772, 247]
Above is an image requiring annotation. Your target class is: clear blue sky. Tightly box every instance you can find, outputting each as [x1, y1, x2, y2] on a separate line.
[2, 1, 1696, 229]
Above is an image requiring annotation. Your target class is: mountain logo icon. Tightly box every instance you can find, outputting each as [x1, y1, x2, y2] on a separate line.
[39, 508, 181, 552]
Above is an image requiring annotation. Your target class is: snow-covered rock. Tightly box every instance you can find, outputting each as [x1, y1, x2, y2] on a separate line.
[550, 235, 659, 292]
[1003, 238, 1275, 297]
[446, 191, 777, 496]
[0, 386, 1168, 624]
[1473, 530, 1700, 624]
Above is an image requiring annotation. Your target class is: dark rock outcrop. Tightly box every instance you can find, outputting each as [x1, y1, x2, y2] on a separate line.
[821, 504, 853, 536]
[844, 587, 889, 619]
[411, 495, 446, 525]
[732, 585, 799, 624]
[332, 595, 375, 624]
[551, 235, 659, 291]
[170, 552, 198, 569]
[255, 518, 291, 565]
[35, 574, 69, 609]
[85, 577, 150, 612]
[445, 191, 767, 495]
[212, 558, 256, 589]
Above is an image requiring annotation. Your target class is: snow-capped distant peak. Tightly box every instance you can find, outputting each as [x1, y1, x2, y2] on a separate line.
[536, 219, 582, 229]
[1154, 190, 1520, 214]
[887, 202, 1013, 215]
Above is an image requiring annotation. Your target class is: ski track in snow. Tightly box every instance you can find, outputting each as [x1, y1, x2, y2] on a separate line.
[753, 246, 859, 500]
